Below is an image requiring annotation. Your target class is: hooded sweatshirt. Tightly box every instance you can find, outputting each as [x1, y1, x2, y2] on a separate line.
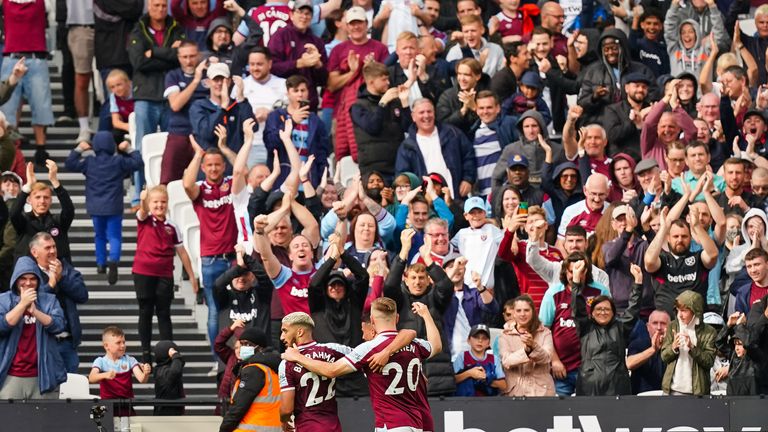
[65, 131, 143, 216]
[170, 0, 226, 49]
[608, 153, 642, 202]
[577, 28, 657, 124]
[0, 257, 66, 394]
[661, 290, 717, 395]
[725, 208, 768, 283]
[493, 110, 553, 184]
[153, 340, 185, 415]
[665, 18, 717, 77]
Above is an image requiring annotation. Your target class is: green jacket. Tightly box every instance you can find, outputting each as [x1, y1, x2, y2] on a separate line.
[660, 290, 717, 395]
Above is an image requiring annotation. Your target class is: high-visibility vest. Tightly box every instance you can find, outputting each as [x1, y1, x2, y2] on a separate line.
[230, 363, 281, 432]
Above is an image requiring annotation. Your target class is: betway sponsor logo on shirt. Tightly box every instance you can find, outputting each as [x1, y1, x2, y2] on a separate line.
[202, 194, 233, 209]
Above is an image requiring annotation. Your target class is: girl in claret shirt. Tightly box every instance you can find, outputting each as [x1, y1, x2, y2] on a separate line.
[132, 185, 198, 363]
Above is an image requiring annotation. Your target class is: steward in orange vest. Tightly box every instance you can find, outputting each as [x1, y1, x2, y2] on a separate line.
[219, 328, 282, 432]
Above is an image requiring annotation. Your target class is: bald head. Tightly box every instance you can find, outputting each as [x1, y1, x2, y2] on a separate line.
[753, 167, 768, 198]
[541, 2, 564, 33]
[584, 174, 609, 211]
[697, 92, 720, 123]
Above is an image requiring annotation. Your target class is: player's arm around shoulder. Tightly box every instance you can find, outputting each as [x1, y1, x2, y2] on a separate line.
[281, 346, 355, 378]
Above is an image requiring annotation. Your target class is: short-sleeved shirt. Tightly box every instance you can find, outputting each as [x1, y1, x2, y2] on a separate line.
[109, 92, 135, 123]
[651, 250, 709, 315]
[271, 265, 314, 314]
[237, 3, 292, 47]
[132, 214, 183, 278]
[491, 11, 524, 38]
[164, 68, 209, 135]
[242, 74, 286, 147]
[92, 354, 139, 399]
[539, 282, 610, 372]
[8, 312, 37, 377]
[557, 199, 607, 238]
[192, 177, 238, 256]
[341, 331, 433, 430]
[279, 341, 351, 432]
[510, 239, 563, 309]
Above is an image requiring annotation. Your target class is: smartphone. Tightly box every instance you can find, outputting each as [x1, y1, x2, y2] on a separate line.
[299, 99, 310, 109]
[518, 202, 529, 215]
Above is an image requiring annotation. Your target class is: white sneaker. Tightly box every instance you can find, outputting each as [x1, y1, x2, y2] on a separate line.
[75, 130, 91, 144]
[207, 363, 219, 377]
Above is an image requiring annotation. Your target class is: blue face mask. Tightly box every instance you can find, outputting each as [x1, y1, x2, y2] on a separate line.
[240, 346, 255, 359]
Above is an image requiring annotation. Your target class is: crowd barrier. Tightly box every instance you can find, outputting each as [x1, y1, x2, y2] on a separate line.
[1, 396, 766, 432]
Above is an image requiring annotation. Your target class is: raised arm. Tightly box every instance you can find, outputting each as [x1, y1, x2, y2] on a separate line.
[644, 207, 670, 274]
[183, 136, 204, 200]
[252, 214, 282, 279]
[411, 302, 442, 359]
[688, 204, 719, 269]
[231, 119, 256, 195]
[281, 347, 355, 378]
[562, 105, 583, 160]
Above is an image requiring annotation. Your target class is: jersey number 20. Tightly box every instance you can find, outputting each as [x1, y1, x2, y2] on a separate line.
[382, 358, 422, 395]
[299, 373, 336, 407]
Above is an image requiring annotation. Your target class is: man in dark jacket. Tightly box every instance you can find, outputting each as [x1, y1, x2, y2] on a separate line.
[307, 239, 370, 396]
[127, 0, 186, 206]
[267, 0, 328, 111]
[395, 98, 476, 199]
[11, 161, 74, 262]
[577, 28, 657, 125]
[746, 293, 768, 393]
[603, 72, 651, 160]
[219, 328, 282, 432]
[351, 61, 412, 182]
[387, 32, 450, 104]
[29, 232, 87, 374]
[384, 228, 455, 395]
[727, 1, 768, 86]
[189, 63, 254, 153]
[214, 246, 273, 340]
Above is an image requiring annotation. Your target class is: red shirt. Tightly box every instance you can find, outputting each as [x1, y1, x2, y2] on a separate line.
[272, 265, 314, 314]
[498, 232, 563, 309]
[749, 283, 768, 309]
[246, 4, 291, 46]
[493, 11, 524, 38]
[192, 177, 238, 256]
[132, 215, 182, 278]
[327, 39, 389, 160]
[342, 331, 433, 430]
[149, 26, 165, 47]
[8, 312, 38, 377]
[3, 0, 46, 53]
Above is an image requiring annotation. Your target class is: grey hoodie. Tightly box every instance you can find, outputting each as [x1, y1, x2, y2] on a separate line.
[665, 17, 723, 77]
[492, 110, 554, 185]
[725, 208, 768, 279]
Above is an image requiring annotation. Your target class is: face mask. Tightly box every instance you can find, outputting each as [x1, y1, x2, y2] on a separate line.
[366, 187, 382, 202]
[725, 228, 739, 242]
[239, 346, 255, 359]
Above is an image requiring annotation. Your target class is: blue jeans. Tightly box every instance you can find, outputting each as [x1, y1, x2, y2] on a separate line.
[57, 338, 79, 373]
[92, 214, 123, 265]
[0, 56, 54, 126]
[555, 370, 579, 396]
[132, 100, 169, 204]
[201, 255, 230, 357]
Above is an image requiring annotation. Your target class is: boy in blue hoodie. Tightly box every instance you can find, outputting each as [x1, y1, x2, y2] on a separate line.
[65, 131, 143, 285]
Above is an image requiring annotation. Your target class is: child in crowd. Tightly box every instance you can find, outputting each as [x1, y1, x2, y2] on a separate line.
[65, 131, 143, 285]
[453, 324, 505, 396]
[716, 313, 760, 395]
[501, 71, 552, 126]
[133, 185, 198, 363]
[153, 340, 186, 416]
[488, 0, 536, 43]
[89, 326, 151, 432]
[105, 69, 135, 146]
[451, 196, 504, 291]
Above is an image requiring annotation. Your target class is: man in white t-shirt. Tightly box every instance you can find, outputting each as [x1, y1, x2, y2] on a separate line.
[242, 47, 287, 166]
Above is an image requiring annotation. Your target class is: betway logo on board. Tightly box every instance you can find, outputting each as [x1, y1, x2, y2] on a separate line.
[444, 412, 764, 432]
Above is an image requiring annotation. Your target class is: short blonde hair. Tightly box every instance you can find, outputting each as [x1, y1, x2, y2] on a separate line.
[371, 297, 397, 319]
[105, 68, 130, 85]
[147, 184, 168, 201]
[282, 312, 315, 328]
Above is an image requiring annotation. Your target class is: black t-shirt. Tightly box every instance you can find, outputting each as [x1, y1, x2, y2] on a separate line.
[651, 250, 709, 316]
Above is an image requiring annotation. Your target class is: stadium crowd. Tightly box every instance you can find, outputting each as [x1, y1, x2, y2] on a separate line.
[2, 0, 768, 429]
